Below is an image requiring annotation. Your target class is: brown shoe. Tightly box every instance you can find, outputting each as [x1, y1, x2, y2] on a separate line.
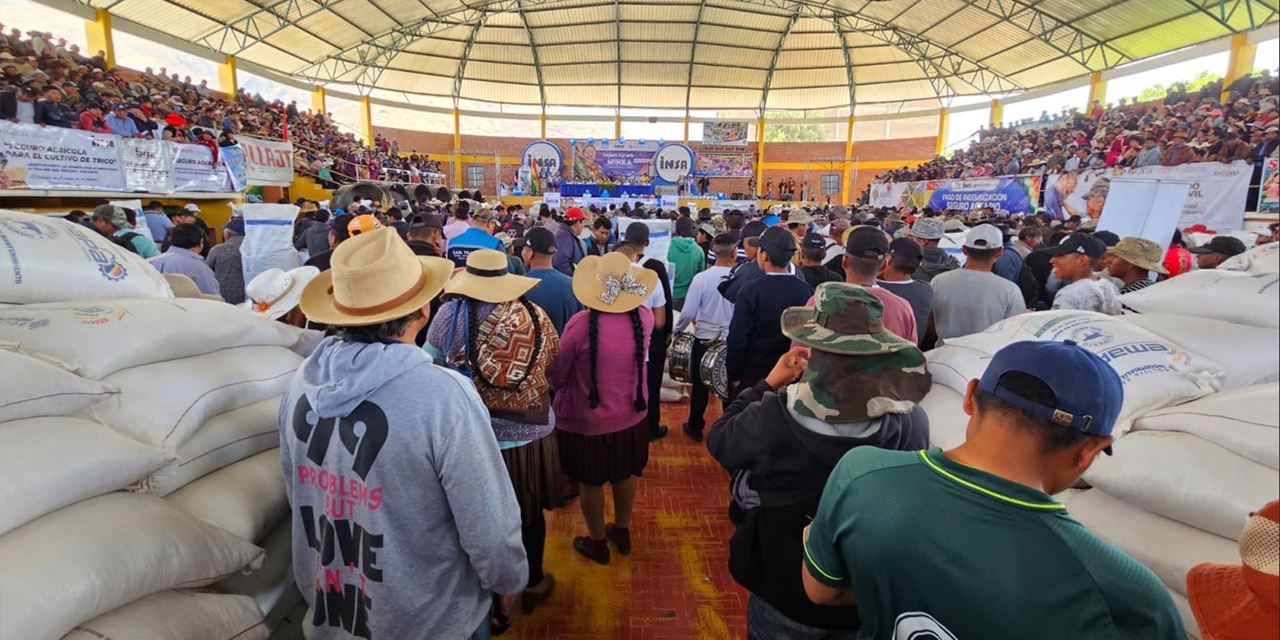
[521, 573, 556, 615]
[605, 523, 632, 555]
[573, 536, 611, 565]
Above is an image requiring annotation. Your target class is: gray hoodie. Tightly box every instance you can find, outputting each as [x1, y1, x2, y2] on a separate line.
[280, 336, 527, 640]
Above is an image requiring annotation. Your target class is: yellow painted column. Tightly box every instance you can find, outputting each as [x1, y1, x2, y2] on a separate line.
[452, 108, 462, 188]
[359, 95, 374, 147]
[1221, 33, 1257, 103]
[841, 115, 855, 205]
[83, 9, 115, 69]
[935, 107, 949, 156]
[217, 55, 237, 95]
[1087, 71, 1107, 111]
[755, 116, 766, 198]
[540, 113, 547, 139]
[614, 114, 622, 139]
[989, 99, 1003, 129]
[683, 116, 690, 144]
[311, 86, 326, 115]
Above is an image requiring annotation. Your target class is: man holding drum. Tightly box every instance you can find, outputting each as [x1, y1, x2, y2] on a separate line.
[672, 233, 739, 442]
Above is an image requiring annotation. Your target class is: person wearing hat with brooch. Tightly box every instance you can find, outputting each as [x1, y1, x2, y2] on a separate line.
[1188, 235, 1248, 270]
[711, 284, 931, 638]
[1045, 233, 1121, 315]
[1105, 237, 1168, 295]
[907, 217, 960, 284]
[205, 217, 246, 304]
[425, 249, 562, 626]
[802, 339, 1183, 639]
[285, 229, 528, 640]
[241, 266, 320, 327]
[1187, 499, 1279, 640]
[552, 206, 589, 276]
[549, 252, 656, 565]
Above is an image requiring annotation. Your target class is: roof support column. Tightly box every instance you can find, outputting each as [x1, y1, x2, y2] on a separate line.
[683, 116, 690, 144]
[842, 115, 855, 205]
[755, 116, 765, 198]
[989, 99, 1003, 129]
[312, 86, 326, 116]
[615, 113, 621, 139]
[1086, 71, 1107, 112]
[217, 55, 238, 96]
[83, 8, 115, 70]
[453, 108, 462, 188]
[1221, 33, 1257, 103]
[360, 95, 374, 147]
[540, 113, 547, 139]
[935, 107, 949, 157]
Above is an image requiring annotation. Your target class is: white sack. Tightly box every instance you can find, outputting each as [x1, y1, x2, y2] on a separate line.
[216, 518, 293, 617]
[1056, 489, 1237, 596]
[0, 417, 170, 535]
[62, 590, 268, 640]
[1121, 314, 1279, 389]
[0, 492, 263, 640]
[1218, 241, 1280, 274]
[167, 449, 287, 543]
[1084, 431, 1278, 540]
[935, 311, 1224, 434]
[0, 297, 312, 379]
[1132, 383, 1279, 470]
[0, 349, 117, 422]
[1121, 271, 1280, 328]
[0, 210, 173, 304]
[918, 384, 968, 450]
[241, 203, 300, 288]
[140, 396, 282, 497]
[89, 346, 301, 449]
[660, 386, 688, 403]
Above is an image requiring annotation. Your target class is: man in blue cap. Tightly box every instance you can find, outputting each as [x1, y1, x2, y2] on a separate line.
[800, 340, 1184, 639]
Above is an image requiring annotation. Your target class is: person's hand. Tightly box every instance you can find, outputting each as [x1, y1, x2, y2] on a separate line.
[766, 346, 810, 389]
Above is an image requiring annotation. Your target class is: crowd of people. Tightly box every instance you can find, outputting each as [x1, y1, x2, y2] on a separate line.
[0, 25, 443, 187]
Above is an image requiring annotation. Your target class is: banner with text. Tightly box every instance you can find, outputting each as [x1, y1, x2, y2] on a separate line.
[120, 138, 173, 194]
[171, 143, 230, 193]
[221, 145, 248, 192]
[695, 152, 754, 177]
[0, 121, 125, 191]
[1045, 160, 1252, 231]
[1259, 156, 1279, 214]
[869, 176, 1040, 214]
[571, 141, 657, 183]
[236, 134, 295, 186]
[702, 122, 749, 147]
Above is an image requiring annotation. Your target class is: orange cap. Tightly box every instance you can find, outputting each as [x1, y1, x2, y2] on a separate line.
[1187, 500, 1279, 640]
[348, 214, 384, 237]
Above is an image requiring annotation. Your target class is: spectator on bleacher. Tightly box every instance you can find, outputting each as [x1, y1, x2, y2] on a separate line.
[33, 84, 73, 127]
[0, 83, 34, 122]
[104, 102, 140, 137]
[1159, 129, 1195, 165]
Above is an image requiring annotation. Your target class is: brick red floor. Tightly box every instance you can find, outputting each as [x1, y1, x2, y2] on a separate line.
[508, 396, 748, 640]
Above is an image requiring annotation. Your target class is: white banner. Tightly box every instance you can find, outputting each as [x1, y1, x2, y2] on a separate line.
[1048, 161, 1252, 232]
[543, 192, 561, 210]
[660, 194, 679, 210]
[241, 203, 300, 287]
[120, 138, 172, 194]
[869, 182, 910, 209]
[0, 121, 125, 191]
[236, 134, 295, 187]
[171, 143, 229, 193]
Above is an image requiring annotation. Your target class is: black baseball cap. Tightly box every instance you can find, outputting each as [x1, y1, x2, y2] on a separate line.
[1187, 235, 1246, 257]
[408, 213, 443, 230]
[845, 226, 890, 260]
[757, 227, 797, 257]
[801, 232, 826, 251]
[1045, 233, 1106, 259]
[524, 227, 557, 255]
[741, 220, 768, 247]
[888, 237, 923, 264]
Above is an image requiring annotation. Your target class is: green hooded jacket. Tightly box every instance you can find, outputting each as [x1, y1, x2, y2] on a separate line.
[668, 236, 706, 299]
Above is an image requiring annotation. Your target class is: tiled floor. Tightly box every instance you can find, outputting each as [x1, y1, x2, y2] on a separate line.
[508, 397, 747, 640]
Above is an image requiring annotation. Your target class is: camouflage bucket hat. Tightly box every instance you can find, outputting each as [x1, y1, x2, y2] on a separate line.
[781, 282, 915, 355]
[788, 348, 931, 423]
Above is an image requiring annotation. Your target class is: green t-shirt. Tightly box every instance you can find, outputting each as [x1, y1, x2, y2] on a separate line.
[803, 447, 1184, 640]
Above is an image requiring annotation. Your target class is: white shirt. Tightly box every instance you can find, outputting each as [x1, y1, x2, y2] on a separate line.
[673, 265, 734, 340]
[1052, 278, 1122, 316]
[634, 256, 667, 310]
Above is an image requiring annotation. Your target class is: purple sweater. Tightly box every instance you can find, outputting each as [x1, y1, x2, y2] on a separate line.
[549, 307, 653, 436]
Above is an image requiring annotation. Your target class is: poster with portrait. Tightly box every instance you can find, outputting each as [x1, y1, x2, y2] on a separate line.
[1050, 160, 1251, 231]
[1259, 156, 1280, 214]
[695, 153, 754, 177]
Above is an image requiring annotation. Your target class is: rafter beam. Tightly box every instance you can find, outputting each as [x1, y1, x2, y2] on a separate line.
[515, 0, 546, 111]
[452, 15, 490, 104]
[192, 0, 341, 57]
[834, 24, 854, 111]
[947, 0, 1129, 71]
[684, 0, 709, 113]
[759, 11, 799, 114]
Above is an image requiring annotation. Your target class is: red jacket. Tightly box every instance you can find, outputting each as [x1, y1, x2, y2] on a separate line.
[78, 112, 110, 133]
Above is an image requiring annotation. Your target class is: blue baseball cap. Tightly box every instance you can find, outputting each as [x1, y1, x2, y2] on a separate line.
[979, 340, 1123, 453]
[762, 214, 781, 227]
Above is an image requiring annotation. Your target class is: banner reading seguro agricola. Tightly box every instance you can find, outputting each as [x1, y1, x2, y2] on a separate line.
[0, 121, 126, 191]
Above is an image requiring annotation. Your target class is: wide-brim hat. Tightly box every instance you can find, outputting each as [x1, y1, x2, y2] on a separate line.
[242, 266, 320, 320]
[163, 273, 222, 302]
[300, 228, 453, 326]
[1187, 500, 1279, 640]
[443, 249, 539, 303]
[572, 252, 657, 313]
[781, 282, 915, 355]
[1107, 238, 1169, 275]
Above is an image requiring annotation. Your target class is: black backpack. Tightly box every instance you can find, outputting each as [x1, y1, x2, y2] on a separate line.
[111, 231, 142, 255]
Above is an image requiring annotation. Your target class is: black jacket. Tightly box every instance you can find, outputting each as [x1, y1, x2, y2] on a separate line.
[708, 381, 930, 631]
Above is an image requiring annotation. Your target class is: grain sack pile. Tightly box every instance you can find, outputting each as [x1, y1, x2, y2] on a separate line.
[920, 277, 1280, 637]
[0, 296, 319, 640]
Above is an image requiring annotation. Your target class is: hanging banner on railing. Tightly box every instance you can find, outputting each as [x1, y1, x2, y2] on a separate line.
[869, 176, 1041, 215]
[868, 182, 912, 209]
[220, 145, 248, 192]
[120, 138, 172, 194]
[171, 143, 230, 193]
[1047, 161, 1251, 231]
[0, 121, 125, 191]
[236, 134, 294, 186]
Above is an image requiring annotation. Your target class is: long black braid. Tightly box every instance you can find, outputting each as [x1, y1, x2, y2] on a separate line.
[465, 297, 543, 389]
[587, 310, 601, 408]
[629, 308, 647, 413]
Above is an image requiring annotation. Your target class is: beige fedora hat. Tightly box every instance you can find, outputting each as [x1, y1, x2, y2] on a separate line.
[163, 273, 222, 302]
[300, 228, 453, 326]
[572, 252, 658, 313]
[443, 249, 539, 303]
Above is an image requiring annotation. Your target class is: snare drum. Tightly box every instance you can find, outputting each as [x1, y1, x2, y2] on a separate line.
[699, 340, 730, 400]
[668, 332, 696, 383]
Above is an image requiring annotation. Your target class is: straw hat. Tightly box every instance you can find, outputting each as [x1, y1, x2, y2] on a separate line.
[163, 273, 222, 302]
[242, 266, 320, 320]
[572, 252, 657, 313]
[442, 249, 539, 303]
[300, 228, 453, 326]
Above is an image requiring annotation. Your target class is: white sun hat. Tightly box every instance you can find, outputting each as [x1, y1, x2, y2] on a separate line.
[242, 266, 320, 320]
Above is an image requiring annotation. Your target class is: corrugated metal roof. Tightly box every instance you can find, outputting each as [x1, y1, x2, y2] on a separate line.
[767, 86, 848, 110]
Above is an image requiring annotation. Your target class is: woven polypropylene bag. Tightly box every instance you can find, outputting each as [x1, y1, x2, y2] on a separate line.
[61, 589, 268, 640]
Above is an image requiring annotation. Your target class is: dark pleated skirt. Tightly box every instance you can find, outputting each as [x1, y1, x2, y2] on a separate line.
[556, 419, 650, 487]
[500, 432, 565, 525]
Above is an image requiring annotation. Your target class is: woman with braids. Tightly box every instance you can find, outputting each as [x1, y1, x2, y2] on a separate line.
[548, 251, 656, 565]
[425, 249, 562, 630]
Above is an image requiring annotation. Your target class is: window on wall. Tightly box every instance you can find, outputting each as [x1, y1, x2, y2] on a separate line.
[820, 173, 840, 196]
[467, 165, 486, 188]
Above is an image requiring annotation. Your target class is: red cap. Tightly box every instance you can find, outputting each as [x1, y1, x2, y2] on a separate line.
[564, 206, 587, 222]
[1163, 246, 1193, 277]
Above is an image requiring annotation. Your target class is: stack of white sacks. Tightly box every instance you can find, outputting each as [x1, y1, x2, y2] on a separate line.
[0, 212, 317, 640]
[919, 251, 1280, 638]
